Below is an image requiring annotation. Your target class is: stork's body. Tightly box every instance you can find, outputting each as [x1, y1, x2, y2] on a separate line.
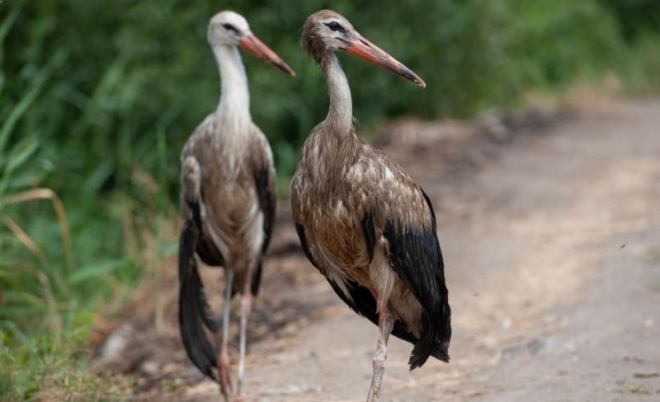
[291, 10, 451, 402]
[178, 11, 294, 402]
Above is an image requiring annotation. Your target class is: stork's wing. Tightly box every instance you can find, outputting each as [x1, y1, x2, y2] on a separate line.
[381, 188, 450, 368]
[178, 217, 219, 382]
[348, 147, 451, 368]
[178, 155, 220, 381]
[250, 128, 277, 296]
[255, 164, 276, 253]
[180, 115, 226, 267]
[294, 222, 420, 346]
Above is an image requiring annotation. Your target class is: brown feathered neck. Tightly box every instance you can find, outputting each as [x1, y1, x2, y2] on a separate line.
[301, 11, 354, 135]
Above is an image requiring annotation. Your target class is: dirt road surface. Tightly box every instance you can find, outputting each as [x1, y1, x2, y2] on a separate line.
[100, 98, 660, 402]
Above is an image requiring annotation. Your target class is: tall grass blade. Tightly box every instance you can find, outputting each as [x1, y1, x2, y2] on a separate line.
[67, 258, 131, 285]
[0, 138, 40, 201]
[0, 46, 66, 160]
[1, 215, 48, 266]
[5, 189, 76, 272]
[0, 0, 24, 68]
[1, 214, 69, 299]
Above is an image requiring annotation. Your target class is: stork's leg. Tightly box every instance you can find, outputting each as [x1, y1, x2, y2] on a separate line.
[366, 305, 395, 402]
[235, 262, 254, 401]
[218, 268, 234, 401]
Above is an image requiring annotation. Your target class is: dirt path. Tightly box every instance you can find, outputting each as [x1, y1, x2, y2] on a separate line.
[246, 98, 660, 402]
[117, 99, 660, 402]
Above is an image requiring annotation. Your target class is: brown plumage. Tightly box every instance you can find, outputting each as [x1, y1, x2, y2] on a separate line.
[291, 10, 450, 402]
[178, 10, 294, 402]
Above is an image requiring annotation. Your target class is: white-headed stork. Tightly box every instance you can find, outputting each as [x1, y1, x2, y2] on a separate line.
[178, 10, 295, 401]
[290, 10, 451, 402]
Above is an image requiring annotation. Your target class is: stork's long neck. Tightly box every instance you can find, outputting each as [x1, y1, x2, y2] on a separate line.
[213, 45, 251, 126]
[322, 53, 353, 134]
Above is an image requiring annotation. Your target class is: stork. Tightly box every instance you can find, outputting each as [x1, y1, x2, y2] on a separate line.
[290, 10, 451, 402]
[178, 11, 294, 401]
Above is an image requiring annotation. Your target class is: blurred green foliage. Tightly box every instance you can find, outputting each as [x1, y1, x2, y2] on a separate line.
[599, 0, 660, 93]
[0, 0, 637, 209]
[600, 0, 660, 42]
[1, 0, 660, 363]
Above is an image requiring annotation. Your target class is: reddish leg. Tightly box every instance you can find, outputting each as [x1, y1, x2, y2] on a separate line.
[235, 262, 254, 402]
[366, 305, 395, 402]
[218, 268, 234, 401]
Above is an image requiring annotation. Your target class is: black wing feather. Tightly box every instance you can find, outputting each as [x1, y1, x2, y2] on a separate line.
[253, 165, 276, 296]
[294, 223, 318, 268]
[184, 199, 221, 332]
[383, 188, 451, 369]
[178, 216, 219, 382]
[251, 257, 264, 296]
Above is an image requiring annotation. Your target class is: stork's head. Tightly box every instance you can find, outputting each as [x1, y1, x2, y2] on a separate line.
[301, 10, 356, 58]
[208, 11, 295, 76]
[301, 10, 425, 87]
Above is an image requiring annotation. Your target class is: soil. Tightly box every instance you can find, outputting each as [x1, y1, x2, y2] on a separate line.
[92, 97, 660, 402]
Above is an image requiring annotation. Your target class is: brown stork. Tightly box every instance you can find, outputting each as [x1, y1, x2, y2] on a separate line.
[178, 11, 294, 401]
[291, 10, 451, 402]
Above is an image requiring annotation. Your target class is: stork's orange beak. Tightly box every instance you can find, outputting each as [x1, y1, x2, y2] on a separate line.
[240, 34, 296, 77]
[343, 34, 425, 88]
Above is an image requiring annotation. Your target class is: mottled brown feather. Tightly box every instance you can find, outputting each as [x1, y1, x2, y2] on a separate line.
[291, 124, 432, 324]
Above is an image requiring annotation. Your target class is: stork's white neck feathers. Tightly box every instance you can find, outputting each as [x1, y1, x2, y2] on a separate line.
[323, 54, 353, 134]
[213, 45, 251, 126]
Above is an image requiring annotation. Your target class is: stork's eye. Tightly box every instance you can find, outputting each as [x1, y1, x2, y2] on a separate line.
[222, 23, 238, 33]
[324, 21, 346, 33]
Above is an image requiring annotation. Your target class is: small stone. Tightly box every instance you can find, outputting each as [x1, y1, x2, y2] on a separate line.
[141, 361, 160, 376]
[100, 324, 133, 360]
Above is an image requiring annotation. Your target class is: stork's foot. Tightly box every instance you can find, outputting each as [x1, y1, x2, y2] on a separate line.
[218, 352, 233, 401]
[366, 351, 386, 402]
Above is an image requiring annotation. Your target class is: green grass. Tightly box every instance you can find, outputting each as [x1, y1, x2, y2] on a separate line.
[0, 314, 132, 401]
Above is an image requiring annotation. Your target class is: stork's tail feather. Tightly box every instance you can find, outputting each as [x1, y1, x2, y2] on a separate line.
[408, 338, 449, 370]
[408, 312, 451, 370]
[179, 219, 219, 382]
